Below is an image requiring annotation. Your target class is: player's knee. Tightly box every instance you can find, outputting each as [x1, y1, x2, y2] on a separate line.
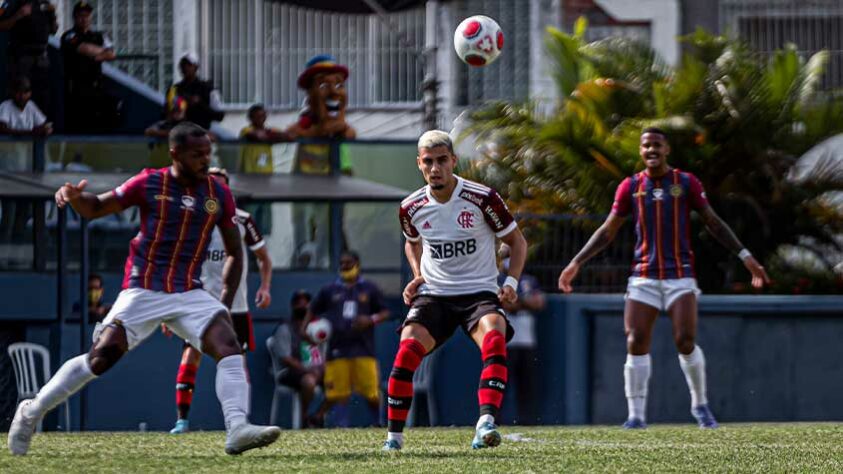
[626, 328, 648, 349]
[87, 341, 126, 375]
[674, 333, 695, 354]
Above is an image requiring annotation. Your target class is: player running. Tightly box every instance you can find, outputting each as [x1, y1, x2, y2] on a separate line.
[7, 122, 280, 456]
[167, 167, 273, 434]
[382, 130, 528, 451]
[558, 127, 770, 429]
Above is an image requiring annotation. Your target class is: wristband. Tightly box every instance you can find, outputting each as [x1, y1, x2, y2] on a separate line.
[738, 249, 752, 261]
[503, 276, 519, 291]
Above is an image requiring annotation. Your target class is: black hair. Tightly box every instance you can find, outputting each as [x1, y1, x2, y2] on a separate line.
[248, 103, 265, 117]
[340, 250, 360, 263]
[290, 289, 312, 306]
[641, 127, 668, 139]
[168, 122, 208, 149]
[88, 273, 103, 285]
[10, 76, 31, 93]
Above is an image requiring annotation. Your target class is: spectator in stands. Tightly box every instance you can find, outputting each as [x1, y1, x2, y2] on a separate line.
[305, 250, 388, 427]
[239, 103, 291, 174]
[0, 0, 57, 118]
[72, 273, 112, 325]
[61, 1, 119, 134]
[167, 52, 224, 130]
[144, 96, 188, 166]
[269, 290, 325, 428]
[145, 96, 187, 138]
[498, 243, 546, 425]
[0, 77, 52, 137]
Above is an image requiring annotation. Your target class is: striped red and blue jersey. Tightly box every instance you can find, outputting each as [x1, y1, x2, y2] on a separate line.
[111, 167, 237, 293]
[611, 169, 709, 280]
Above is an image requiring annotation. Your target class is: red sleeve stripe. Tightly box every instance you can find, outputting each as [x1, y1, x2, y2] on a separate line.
[144, 170, 169, 289]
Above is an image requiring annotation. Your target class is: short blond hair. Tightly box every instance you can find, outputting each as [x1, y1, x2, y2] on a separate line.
[417, 130, 453, 153]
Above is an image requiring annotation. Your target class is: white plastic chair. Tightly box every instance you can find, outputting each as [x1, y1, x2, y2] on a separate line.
[407, 351, 438, 427]
[266, 336, 303, 429]
[7, 342, 71, 432]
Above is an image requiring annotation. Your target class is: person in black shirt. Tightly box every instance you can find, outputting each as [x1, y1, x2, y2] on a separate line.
[0, 0, 57, 118]
[166, 52, 224, 130]
[60, 1, 118, 133]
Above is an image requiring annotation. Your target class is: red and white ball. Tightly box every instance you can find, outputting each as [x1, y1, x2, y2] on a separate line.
[306, 318, 332, 344]
[454, 15, 504, 67]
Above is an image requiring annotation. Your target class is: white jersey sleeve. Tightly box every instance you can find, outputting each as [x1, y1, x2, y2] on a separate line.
[399, 176, 516, 296]
[200, 209, 256, 313]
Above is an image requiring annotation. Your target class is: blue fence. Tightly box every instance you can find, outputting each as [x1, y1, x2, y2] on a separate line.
[5, 274, 843, 431]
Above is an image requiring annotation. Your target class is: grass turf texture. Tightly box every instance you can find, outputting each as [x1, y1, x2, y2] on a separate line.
[2, 424, 842, 472]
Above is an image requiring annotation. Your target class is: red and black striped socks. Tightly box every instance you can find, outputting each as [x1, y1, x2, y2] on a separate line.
[175, 362, 198, 420]
[386, 338, 427, 436]
[478, 329, 507, 419]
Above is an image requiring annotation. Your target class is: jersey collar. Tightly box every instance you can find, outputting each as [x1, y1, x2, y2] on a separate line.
[426, 175, 463, 205]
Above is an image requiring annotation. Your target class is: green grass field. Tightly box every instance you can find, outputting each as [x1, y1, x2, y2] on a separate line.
[2, 424, 842, 473]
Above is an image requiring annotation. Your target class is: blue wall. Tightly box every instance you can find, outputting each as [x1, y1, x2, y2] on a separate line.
[4, 274, 843, 430]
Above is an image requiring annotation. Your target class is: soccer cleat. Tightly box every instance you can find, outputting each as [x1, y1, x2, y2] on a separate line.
[8, 400, 39, 456]
[224, 423, 281, 455]
[381, 439, 402, 451]
[691, 405, 719, 429]
[622, 418, 647, 429]
[471, 421, 501, 449]
[170, 419, 190, 434]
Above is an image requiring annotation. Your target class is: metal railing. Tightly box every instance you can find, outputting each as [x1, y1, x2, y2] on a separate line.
[720, 0, 843, 90]
[200, 0, 426, 109]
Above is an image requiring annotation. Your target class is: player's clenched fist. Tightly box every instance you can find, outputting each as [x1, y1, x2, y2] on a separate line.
[55, 179, 88, 208]
[557, 262, 580, 293]
[497, 285, 517, 305]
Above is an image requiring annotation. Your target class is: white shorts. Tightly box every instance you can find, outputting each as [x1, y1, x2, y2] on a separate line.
[100, 288, 228, 351]
[624, 277, 701, 312]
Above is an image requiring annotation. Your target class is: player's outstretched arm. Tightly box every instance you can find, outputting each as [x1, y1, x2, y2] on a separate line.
[55, 180, 123, 219]
[218, 225, 244, 309]
[558, 213, 625, 293]
[698, 206, 771, 288]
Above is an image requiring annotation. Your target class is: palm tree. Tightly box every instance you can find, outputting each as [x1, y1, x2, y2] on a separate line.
[461, 20, 843, 293]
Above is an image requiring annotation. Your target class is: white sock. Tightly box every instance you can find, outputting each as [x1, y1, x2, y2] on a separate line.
[624, 354, 651, 421]
[215, 354, 249, 431]
[26, 354, 97, 419]
[387, 432, 404, 446]
[678, 345, 708, 407]
[476, 414, 495, 429]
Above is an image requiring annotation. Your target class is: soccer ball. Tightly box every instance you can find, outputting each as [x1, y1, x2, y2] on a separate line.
[454, 15, 504, 67]
[306, 318, 332, 343]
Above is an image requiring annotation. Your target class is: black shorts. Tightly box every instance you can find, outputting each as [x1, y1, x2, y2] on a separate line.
[399, 291, 514, 350]
[231, 312, 255, 352]
[184, 311, 255, 352]
[277, 366, 307, 390]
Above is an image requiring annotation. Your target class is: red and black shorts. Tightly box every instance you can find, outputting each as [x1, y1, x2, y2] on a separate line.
[399, 291, 514, 351]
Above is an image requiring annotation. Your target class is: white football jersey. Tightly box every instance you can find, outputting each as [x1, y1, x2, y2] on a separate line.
[201, 208, 265, 313]
[399, 176, 517, 296]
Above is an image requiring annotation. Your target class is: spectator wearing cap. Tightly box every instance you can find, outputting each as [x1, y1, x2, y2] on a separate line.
[268, 290, 326, 428]
[0, 0, 57, 118]
[239, 103, 291, 174]
[166, 53, 224, 130]
[61, 1, 119, 134]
